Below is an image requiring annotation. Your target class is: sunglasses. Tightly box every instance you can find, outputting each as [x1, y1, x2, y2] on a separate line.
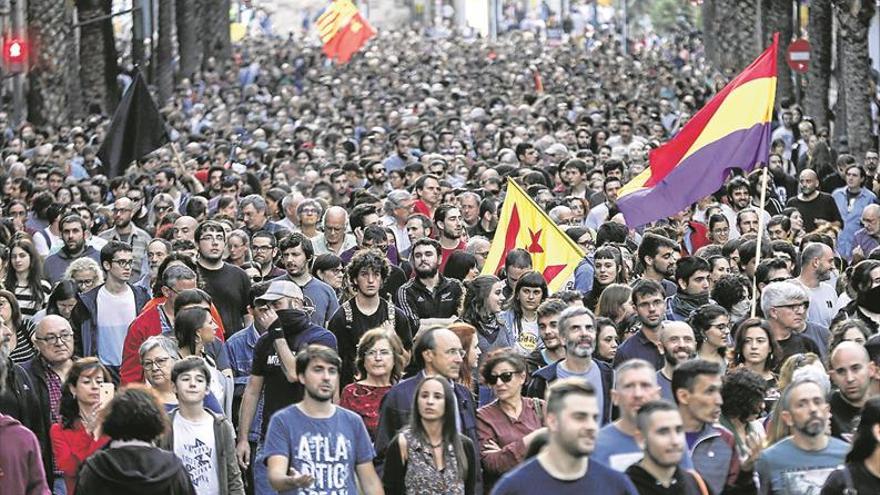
[486, 371, 517, 386]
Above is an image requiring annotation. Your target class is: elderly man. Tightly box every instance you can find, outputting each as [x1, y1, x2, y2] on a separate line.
[761, 281, 826, 364]
[381, 189, 414, 256]
[99, 197, 152, 283]
[852, 204, 880, 261]
[313, 206, 356, 256]
[240, 194, 285, 237]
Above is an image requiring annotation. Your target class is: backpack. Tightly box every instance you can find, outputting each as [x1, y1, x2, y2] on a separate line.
[341, 297, 396, 332]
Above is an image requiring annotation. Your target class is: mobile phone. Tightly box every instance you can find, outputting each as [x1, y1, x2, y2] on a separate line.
[99, 382, 115, 405]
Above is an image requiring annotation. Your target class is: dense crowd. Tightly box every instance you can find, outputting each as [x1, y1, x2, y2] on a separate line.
[2, 8, 880, 495]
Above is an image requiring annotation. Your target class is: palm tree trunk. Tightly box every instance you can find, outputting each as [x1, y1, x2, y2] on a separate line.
[761, 0, 794, 104]
[76, 0, 120, 115]
[27, 0, 82, 126]
[156, 0, 174, 104]
[804, 0, 833, 129]
[703, 0, 760, 76]
[201, 0, 232, 70]
[176, 0, 202, 81]
[835, 0, 875, 158]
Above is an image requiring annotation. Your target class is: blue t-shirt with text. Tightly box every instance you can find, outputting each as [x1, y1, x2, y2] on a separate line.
[263, 404, 374, 494]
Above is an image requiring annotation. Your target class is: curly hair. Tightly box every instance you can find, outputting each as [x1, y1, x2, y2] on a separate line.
[101, 385, 169, 442]
[721, 368, 768, 422]
[346, 248, 389, 284]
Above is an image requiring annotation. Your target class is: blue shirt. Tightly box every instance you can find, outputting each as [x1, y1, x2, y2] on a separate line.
[492, 456, 638, 495]
[756, 436, 848, 495]
[592, 423, 694, 473]
[263, 405, 375, 495]
[226, 323, 265, 442]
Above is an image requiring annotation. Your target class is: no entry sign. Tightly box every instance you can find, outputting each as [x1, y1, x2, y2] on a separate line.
[787, 38, 810, 73]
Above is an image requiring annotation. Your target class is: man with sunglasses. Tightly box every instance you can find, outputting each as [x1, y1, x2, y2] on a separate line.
[762, 281, 823, 366]
[235, 280, 337, 494]
[71, 241, 151, 377]
[526, 306, 614, 426]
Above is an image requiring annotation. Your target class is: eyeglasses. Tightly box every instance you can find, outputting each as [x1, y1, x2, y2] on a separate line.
[112, 259, 134, 268]
[74, 278, 95, 289]
[767, 277, 790, 284]
[142, 356, 172, 370]
[34, 332, 74, 345]
[155, 205, 173, 212]
[775, 301, 809, 312]
[127, 195, 143, 202]
[365, 349, 392, 359]
[252, 245, 275, 252]
[487, 371, 517, 385]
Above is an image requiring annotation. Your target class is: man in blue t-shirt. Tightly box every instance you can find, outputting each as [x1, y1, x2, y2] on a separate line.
[262, 345, 383, 494]
[756, 377, 849, 495]
[492, 378, 638, 495]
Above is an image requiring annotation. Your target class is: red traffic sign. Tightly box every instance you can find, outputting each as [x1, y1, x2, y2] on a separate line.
[787, 38, 810, 74]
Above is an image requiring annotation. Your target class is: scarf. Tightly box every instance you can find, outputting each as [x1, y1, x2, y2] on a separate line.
[670, 291, 710, 320]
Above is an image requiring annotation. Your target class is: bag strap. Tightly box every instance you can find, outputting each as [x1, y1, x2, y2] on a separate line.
[688, 470, 709, 495]
[531, 398, 544, 425]
[842, 465, 858, 495]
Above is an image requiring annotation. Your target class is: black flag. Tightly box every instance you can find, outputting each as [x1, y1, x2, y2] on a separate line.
[97, 71, 169, 178]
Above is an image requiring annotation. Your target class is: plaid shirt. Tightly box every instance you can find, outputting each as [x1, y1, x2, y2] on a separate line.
[43, 359, 63, 424]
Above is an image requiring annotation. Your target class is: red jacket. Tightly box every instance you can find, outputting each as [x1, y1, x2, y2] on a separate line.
[120, 298, 226, 385]
[50, 422, 110, 495]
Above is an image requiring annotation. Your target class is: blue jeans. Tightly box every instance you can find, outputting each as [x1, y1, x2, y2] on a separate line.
[53, 477, 67, 495]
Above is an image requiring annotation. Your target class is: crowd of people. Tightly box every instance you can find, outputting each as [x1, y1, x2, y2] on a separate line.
[3, 7, 880, 495]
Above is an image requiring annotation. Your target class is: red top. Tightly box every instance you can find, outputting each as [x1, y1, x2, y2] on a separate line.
[338, 382, 392, 441]
[440, 240, 467, 272]
[50, 422, 110, 495]
[412, 199, 433, 219]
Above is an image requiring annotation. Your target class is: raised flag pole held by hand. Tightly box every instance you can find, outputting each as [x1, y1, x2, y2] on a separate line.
[749, 165, 770, 318]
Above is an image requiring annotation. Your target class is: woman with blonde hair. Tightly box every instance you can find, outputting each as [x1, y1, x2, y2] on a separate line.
[339, 328, 406, 440]
[765, 352, 828, 446]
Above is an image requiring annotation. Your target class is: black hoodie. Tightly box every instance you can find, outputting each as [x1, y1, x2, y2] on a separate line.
[74, 445, 195, 495]
[625, 464, 707, 495]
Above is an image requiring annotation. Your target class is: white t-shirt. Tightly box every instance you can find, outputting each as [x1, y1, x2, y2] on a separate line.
[173, 413, 220, 495]
[806, 281, 838, 329]
[96, 285, 137, 366]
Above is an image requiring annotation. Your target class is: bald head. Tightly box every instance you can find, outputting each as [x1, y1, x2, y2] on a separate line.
[862, 204, 880, 235]
[174, 216, 198, 242]
[799, 169, 819, 181]
[829, 341, 873, 405]
[33, 315, 74, 364]
[830, 340, 870, 368]
[35, 315, 72, 336]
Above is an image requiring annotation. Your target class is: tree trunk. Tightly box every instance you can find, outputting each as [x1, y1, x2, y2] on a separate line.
[835, 0, 875, 158]
[26, 0, 82, 126]
[176, 0, 202, 81]
[703, 0, 760, 76]
[804, 0, 833, 129]
[156, 0, 174, 105]
[76, 0, 120, 115]
[201, 0, 231, 68]
[761, 0, 794, 105]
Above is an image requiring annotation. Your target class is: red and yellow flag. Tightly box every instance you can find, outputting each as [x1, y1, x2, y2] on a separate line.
[481, 179, 585, 293]
[316, 0, 375, 63]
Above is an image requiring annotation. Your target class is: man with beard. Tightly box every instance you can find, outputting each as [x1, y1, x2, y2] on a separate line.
[263, 346, 383, 494]
[656, 322, 697, 402]
[828, 342, 875, 441]
[615, 280, 667, 370]
[673, 360, 751, 495]
[276, 233, 338, 328]
[665, 257, 711, 322]
[434, 204, 466, 271]
[327, 249, 412, 387]
[194, 221, 251, 337]
[99, 197, 151, 283]
[586, 176, 623, 230]
[796, 242, 838, 328]
[396, 238, 464, 333]
[493, 379, 638, 495]
[786, 169, 842, 233]
[637, 233, 679, 298]
[626, 401, 707, 495]
[755, 377, 848, 494]
[722, 177, 753, 238]
[527, 299, 568, 375]
[852, 204, 880, 262]
[526, 307, 614, 425]
[250, 231, 285, 283]
[364, 161, 391, 198]
[44, 215, 102, 285]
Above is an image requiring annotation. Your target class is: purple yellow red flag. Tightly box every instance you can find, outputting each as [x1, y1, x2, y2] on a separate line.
[617, 34, 779, 227]
[316, 0, 375, 63]
[481, 178, 585, 293]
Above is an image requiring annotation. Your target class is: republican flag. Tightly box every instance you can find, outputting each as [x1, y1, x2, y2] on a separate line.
[481, 179, 585, 293]
[316, 0, 375, 63]
[617, 34, 778, 227]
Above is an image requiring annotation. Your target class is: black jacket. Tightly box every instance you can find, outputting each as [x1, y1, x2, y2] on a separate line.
[75, 444, 195, 495]
[626, 464, 707, 495]
[525, 359, 615, 425]
[0, 358, 52, 486]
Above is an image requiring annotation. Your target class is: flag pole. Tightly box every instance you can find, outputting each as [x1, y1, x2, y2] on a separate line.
[167, 141, 187, 177]
[749, 165, 770, 318]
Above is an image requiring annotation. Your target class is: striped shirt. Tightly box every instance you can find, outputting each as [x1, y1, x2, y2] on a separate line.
[13, 281, 50, 321]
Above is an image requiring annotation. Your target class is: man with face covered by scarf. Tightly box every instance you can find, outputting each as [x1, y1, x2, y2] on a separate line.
[666, 257, 712, 322]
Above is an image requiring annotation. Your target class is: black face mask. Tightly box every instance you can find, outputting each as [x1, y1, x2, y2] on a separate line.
[858, 285, 880, 313]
